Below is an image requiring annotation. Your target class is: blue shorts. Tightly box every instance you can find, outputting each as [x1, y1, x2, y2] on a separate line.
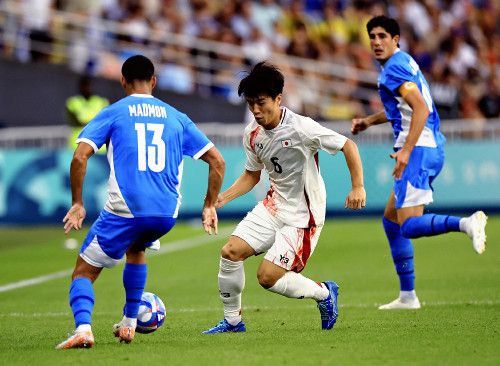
[393, 146, 444, 209]
[79, 209, 176, 268]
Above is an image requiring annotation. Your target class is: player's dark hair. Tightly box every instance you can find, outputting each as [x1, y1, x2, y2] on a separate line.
[121, 55, 155, 83]
[238, 62, 284, 100]
[366, 15, 400, 38]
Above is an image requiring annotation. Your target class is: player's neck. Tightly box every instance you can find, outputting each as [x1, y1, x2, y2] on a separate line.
[266, 109, 282, 130]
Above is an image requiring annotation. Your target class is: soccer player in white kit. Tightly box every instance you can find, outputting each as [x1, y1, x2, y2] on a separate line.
[203, 62, 366, 333]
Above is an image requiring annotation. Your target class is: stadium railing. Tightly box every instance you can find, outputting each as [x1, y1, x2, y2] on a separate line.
[0, 119, 499, 150]
[0, 0, 379, 117]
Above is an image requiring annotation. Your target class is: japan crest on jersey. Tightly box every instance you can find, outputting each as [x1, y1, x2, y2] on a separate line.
[281, 139, 292, 148]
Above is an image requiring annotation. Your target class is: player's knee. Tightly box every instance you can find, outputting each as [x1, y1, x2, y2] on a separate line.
[221, 242, 242, 262]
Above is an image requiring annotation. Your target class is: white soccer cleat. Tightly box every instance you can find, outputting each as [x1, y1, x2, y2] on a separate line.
[466, 211, 488, 254]
[378, 297, 421, 310]
[55, 330, 94, 349]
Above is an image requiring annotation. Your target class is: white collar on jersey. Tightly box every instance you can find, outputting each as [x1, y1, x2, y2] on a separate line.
[130, 93, 154, 98]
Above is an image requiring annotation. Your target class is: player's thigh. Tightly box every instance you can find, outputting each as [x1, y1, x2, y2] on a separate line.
[221, 235, 257, 261]
[229, 203, 280, 261]
[383, 191, 398, 222]
[80, 211, 175, 268]
[264, 224, 320, 273]
[393, 147, 439, 210]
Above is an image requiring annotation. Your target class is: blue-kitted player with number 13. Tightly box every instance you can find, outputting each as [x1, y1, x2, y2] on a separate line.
[56, 55, 225, 349]
[352, 16, 488, 310]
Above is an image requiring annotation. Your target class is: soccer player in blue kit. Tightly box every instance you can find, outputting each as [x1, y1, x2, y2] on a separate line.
[56, 55, 225, 349]
[351, 16, 488, 310]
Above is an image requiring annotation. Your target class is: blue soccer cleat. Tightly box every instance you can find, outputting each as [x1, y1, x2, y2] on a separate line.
[202, 319, 246, 334]
[317, 281, 339, 330]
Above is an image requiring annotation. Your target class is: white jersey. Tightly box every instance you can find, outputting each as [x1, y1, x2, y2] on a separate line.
[244, 107, 348, 228]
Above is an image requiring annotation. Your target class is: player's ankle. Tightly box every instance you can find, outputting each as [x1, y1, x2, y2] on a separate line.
[76, 324, 91, 333]
[225, 315, 242, 326]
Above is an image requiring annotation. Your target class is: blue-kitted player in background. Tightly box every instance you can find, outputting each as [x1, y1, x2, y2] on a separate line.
[56, 55, 225, 349]
[351, 16, 487, 310]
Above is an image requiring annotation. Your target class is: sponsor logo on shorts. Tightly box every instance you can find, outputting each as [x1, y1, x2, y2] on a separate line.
[280, 254, 289, 265]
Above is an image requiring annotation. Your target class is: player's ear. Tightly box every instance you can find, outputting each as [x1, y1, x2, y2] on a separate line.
[120, 76, 127, 89]
[394, 34, 400, 48]
[151, 76, 157, 90]
[276, 94, 282, 106]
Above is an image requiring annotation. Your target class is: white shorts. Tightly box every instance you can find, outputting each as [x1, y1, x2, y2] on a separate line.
[232, 202, 322, 273]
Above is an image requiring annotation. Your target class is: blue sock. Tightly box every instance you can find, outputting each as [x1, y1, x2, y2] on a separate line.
[400, 214, 461, 239]
[69, 277, 95, 328]
[382, 217, 415, 291]
[123, 263, 147, 318]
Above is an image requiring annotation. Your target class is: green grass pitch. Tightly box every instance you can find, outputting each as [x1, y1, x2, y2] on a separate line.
[0, 216, 499, 366]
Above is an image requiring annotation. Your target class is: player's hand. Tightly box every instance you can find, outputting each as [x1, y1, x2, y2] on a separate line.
[202, 205, 218, 235]
[390, 149, 411, 180]
[351, 117, 370, 135]
[215, 194, 227, 209]
[63, 203, 86, 234]
[345, 186, 366, 210]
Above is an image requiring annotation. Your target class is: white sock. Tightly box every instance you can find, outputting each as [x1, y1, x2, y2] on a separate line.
[75, 324, 91, 333]
[400, 290, 417, 302]
[267, 271, 329, 301]
[121, 315, 137, 328]
[459, 216, 469, 233]
[218, 257, 245, 325]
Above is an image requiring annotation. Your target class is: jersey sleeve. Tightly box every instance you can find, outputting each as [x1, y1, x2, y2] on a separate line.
[295, 117, 348, 155]
[243, 127, 264, 171]
[76, 107, 112, 152]
[383, 61, 414, 96]
[181, 114, 213, 160]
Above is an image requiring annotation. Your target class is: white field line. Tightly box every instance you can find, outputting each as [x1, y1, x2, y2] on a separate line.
[1, 299, 499, 318]
[0, 227, 232, 294]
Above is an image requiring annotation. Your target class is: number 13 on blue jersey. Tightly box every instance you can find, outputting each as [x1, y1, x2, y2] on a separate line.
[135, 123, 165, 172]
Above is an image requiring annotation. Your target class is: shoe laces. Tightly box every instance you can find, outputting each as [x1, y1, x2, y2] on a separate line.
[317, 299, 332, 320]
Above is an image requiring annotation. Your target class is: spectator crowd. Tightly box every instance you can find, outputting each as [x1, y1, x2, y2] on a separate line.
[1, 0, 499, 122]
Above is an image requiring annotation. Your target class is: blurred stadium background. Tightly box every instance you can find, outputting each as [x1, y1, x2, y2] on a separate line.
[0, 0, 499, 226]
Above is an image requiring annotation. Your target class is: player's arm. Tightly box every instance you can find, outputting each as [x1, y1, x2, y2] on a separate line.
[341, 139, 366, 210]
[390, 82, 430, 180]
[351, 110, 388, 135]
[216, 169, 261, 209]
[63, 142, 95, 234]
[199, 146, 226, 235]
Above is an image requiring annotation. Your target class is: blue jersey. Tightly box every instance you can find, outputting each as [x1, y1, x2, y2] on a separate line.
[378, 50, 446, 149]
[77, 93, 213, 218]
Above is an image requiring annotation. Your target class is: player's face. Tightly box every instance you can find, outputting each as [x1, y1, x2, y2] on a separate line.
[246, 94, 282, 130]
[369, 26, 399, 64]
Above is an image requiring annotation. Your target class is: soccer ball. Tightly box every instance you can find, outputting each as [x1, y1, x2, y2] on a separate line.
[134, 292, 166, 334]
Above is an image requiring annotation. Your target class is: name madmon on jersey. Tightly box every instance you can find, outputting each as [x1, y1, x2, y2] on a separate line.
[129, 104, 167, 118]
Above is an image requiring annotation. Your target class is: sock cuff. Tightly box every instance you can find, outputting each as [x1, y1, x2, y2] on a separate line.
[69, 277, 94, 305]
[382, 217, 400, 233]
[124, 263, 148, 272]
[220, 257, 243, 272]
[267, 274, 287, 295]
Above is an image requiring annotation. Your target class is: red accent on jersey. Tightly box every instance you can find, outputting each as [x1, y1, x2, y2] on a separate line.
[249, 125, 262, 153]
[263, 187, 278, 216]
